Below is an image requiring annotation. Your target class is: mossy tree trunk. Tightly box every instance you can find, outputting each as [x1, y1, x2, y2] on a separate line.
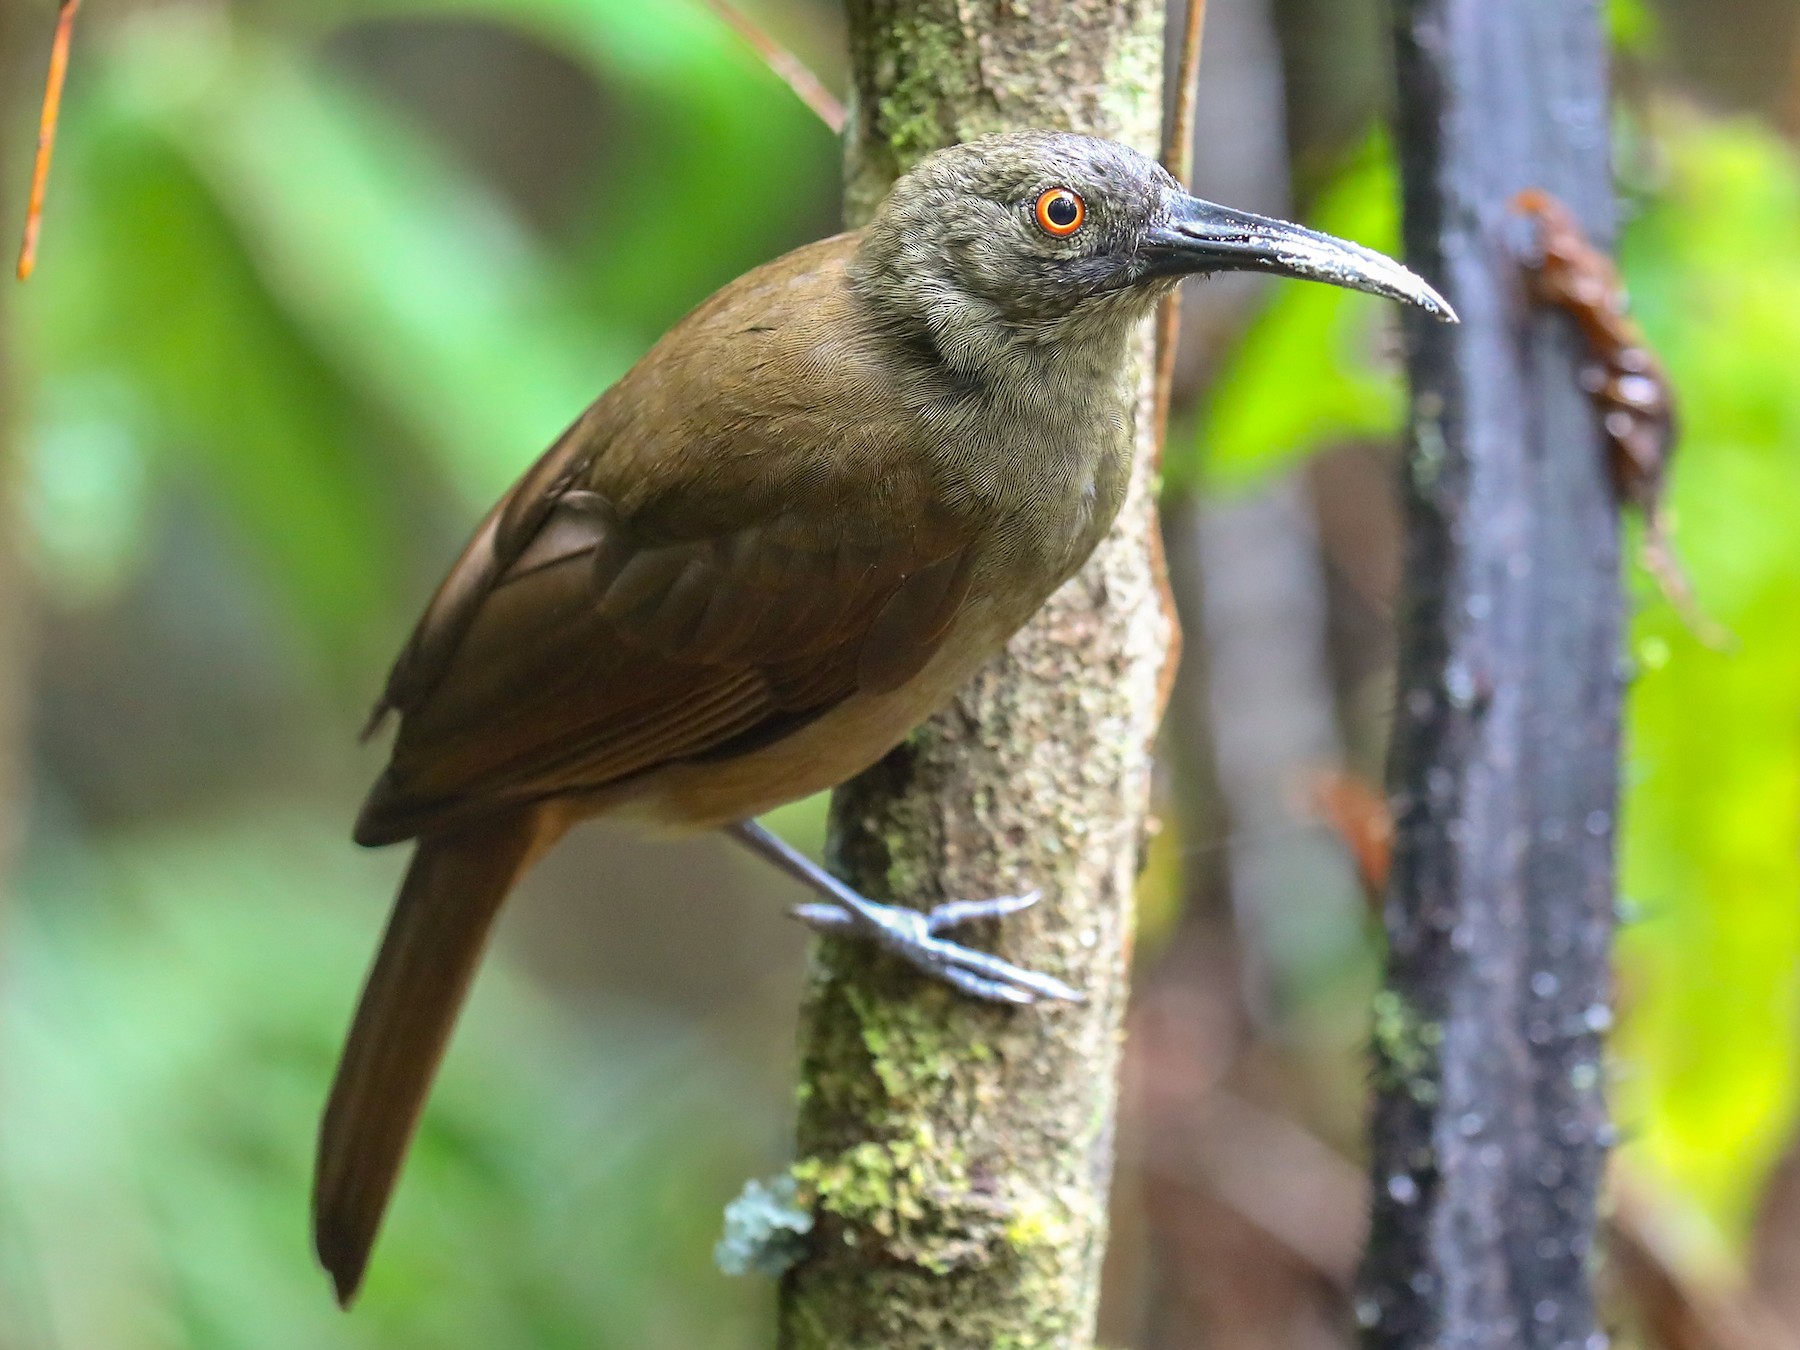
[777, 4, 1171, 1349]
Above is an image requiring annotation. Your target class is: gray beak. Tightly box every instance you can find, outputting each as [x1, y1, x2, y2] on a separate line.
[1146, 194, 1458, 323]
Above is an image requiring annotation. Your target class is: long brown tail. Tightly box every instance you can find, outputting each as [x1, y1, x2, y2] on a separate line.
[313, 807, 556, 1306]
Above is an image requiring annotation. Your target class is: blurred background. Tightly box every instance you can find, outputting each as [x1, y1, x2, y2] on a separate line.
[0, 0, 1797, 1345]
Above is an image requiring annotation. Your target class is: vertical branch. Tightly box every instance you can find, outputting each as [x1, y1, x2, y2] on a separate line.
[778, 3, 1170, 1348]
[1153, 0, 1208, 446]
[1144, 0, 1208, 725]
[1356, 0, 1621, 1346]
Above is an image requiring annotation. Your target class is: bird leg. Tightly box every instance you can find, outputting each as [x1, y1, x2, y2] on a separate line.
[727, 820, 1082, 1006]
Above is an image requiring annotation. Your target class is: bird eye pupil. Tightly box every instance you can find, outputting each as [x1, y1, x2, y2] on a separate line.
[1034, 188, 1086, 237]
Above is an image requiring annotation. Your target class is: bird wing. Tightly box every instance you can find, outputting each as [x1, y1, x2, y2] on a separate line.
[355, 236, 975, 845]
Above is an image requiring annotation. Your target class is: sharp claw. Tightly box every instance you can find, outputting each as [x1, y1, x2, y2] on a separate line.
[738, 825, 1080, 1005]
[936, 966, 1039, 1004]
[911, 934, 1083, 1003]
[929, 950, 1081, 1005]
[992, 968, 1083, 1004]
[791, 902, 856, 930]
[925, 890, 1043, 932]
[786, 885, 1082, 1006]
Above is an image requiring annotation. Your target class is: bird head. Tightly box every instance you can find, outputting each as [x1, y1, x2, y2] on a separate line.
[855, 131, 1453, 371]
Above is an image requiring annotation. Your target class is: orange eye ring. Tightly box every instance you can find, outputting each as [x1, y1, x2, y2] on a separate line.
[1035, 188, 1086, 237]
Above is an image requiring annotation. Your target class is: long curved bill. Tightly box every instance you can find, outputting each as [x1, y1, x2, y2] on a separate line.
[1147, 194, 1458, 323]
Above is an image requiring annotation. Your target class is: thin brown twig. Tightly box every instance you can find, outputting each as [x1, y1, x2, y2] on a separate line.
[1133, 977, 1794, 1350]
[1751, 1132, 1800, 1339]
[1152, 0, 1207, 452]
[1146, 0, 1206, 722]
[1607, 1176, 1800, 1350]
[1641, 506, 1734, 652]
[1140, 1088, 1800, 1350]
[17, 0, 82, 282]
[697, 0, 845, 134]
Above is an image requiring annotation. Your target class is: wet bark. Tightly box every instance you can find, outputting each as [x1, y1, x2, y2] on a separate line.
[1355, 1, 1621, 1346]
[777, 3, 1171, 1348]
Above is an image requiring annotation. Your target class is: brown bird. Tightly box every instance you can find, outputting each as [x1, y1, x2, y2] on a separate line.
[314, 130, 1452, 1304]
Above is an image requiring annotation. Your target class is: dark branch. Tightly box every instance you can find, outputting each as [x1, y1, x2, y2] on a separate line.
[1356, 0, 1623, 1345]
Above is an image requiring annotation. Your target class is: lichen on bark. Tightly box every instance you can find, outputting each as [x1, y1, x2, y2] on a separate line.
[777, 4, 1171, 1348]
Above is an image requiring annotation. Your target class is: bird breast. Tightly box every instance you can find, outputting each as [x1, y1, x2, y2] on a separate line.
[940, 358, 1138, 607]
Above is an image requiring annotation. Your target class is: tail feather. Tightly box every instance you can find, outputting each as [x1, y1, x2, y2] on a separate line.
[313, 808, 552, 1305]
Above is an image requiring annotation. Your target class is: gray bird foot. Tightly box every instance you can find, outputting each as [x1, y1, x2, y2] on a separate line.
[791, 891, 1081, 1005]
[728, 819, 1082, 1006]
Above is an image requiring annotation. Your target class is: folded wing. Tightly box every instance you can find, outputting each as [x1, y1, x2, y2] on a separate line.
[357, 439, 973, 845]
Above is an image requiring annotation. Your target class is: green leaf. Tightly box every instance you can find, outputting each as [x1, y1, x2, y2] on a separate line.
[102, 15, 633, 506]
[20, 99, 402, 676]
[329, 0, 844, 343]
[1608, 0, 1662, 53]
[1185, 133, 1407, 492]
[1612, 107, 1800, 1237]
[0, 811, 772, 1349]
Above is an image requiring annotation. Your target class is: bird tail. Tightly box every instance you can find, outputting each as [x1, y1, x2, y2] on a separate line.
[312, 807, 556, 1306]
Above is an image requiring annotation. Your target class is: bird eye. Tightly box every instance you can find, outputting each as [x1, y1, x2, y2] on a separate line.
[1034, 188, 1086, 237]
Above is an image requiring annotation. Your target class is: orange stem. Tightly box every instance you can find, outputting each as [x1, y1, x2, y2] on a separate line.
[17, 0, 82, 283]
[697, 0, 845, 134]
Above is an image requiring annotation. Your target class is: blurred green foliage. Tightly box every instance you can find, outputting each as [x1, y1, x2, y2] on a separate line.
[3, 812, 768, 1349]
[1186, 101, 1800, 1243]
[1613, 106, 1800, 1234]
[7, 1, 838, 1343]
[1183, 132, 1403, 491]
[5, 0, 1800, 1342]
[18, 0, 834, 681]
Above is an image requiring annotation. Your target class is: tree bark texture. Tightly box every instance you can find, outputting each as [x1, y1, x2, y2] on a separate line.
[1356, 2, 1620, 1347]
[778, 4, 1171, 1349]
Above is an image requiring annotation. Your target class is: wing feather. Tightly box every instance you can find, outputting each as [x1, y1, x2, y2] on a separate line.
[355, 234, 982, 845]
